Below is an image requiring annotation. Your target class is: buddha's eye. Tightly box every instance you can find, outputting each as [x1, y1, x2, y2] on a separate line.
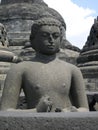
[53, 33, 60, 39]
[41, 32, 49, 37]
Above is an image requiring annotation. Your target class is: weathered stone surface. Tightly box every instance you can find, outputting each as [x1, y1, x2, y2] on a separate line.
[0, 112, 98, 130]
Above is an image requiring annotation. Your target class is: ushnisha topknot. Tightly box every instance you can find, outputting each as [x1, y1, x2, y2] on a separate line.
[30, 17, 62, 40]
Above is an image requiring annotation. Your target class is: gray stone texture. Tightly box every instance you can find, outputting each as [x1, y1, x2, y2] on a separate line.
[0, 111, 98, 130]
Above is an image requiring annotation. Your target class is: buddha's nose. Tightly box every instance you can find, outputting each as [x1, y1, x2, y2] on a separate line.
[49, 35, 54, 44]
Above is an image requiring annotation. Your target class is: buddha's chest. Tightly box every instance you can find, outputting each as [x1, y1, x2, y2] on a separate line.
[23, 62, 72, 96]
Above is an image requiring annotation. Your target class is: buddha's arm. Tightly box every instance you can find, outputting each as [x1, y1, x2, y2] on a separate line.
[70, 66, 89, 111]
[0, 49, 21, 63]
[0, 65, 22, 110]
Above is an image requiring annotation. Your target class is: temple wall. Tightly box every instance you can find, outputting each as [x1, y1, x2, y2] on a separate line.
[4, 19, 33, 46]
[84, 78, 98, 91]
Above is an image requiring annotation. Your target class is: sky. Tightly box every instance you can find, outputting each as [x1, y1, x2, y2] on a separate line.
[44, 0, 98, 49]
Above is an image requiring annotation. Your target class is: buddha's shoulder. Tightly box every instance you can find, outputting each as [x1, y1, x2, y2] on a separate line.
[58, 59, 80, 70]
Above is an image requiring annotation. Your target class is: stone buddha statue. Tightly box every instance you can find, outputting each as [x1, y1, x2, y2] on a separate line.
[0, 17, 89, 112]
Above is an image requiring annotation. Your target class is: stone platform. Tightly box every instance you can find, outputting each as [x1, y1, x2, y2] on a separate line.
[0, 111, 98, 130]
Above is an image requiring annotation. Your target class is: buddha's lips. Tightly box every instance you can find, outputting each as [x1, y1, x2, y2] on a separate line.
[47, 44, 55, 49]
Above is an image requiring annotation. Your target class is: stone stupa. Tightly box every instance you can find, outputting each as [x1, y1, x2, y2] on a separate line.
[77, 17, 98, 92]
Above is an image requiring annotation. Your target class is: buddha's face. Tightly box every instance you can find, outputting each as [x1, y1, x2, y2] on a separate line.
[32, 25, 61, 55]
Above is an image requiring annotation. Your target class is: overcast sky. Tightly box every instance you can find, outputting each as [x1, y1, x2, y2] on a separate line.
[44, 0, 98, 49]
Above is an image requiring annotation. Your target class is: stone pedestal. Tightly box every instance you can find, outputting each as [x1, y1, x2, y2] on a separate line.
[0, 112, 98, 130]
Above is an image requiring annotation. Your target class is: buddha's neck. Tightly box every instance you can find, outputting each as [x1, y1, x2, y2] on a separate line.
[35, 52, 57, 63]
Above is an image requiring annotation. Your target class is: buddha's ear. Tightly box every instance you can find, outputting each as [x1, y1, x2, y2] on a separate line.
[60, 26, 65, 42]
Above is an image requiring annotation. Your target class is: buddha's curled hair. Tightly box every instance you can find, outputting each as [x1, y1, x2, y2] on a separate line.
[30, 17, 63, 40]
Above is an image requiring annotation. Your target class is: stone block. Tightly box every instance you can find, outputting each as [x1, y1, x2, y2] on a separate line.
[0, 111, 98, 130]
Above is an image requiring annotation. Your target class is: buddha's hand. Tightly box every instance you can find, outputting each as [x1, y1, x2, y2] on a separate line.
[62, 106, 78, 112]
[62, 106, 89, 112]
[36, 95, 52, 112]
[55, 106, 78, 112]
[77, 107, 89, 112]
[55, 108, 62, 112]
